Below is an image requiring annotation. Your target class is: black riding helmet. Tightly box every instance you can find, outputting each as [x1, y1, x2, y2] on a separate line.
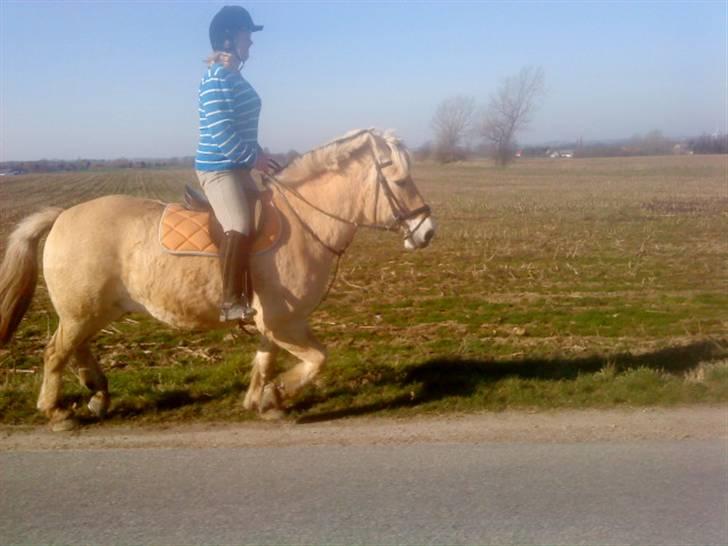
[209, 6, 263, 52]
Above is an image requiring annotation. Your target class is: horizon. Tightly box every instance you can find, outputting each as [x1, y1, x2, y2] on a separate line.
[1, 1, 726, 162]
[0, 130, 716, 164]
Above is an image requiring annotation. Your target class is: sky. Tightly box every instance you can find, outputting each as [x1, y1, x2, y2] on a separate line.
[0, 0, 725, 161]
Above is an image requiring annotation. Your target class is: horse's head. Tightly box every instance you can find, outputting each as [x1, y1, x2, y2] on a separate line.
[366, 130, 436, 250]
[275, 128, 435, 250]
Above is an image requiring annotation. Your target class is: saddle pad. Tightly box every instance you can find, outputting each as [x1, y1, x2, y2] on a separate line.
[159, 191, 282, 257]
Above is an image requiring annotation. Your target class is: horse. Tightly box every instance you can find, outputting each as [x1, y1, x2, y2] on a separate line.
[0, 129, 435, 431]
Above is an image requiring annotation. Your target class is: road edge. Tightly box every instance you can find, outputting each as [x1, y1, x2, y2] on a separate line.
[1, 406, 727, 451]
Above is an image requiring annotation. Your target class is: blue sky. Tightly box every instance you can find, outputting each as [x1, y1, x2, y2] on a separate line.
[1, 1, 725, 161]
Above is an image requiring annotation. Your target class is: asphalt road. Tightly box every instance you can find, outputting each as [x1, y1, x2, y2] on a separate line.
[1, 439, 725, 545]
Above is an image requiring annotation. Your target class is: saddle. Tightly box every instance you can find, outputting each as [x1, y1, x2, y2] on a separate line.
[159, 185, 282, 257]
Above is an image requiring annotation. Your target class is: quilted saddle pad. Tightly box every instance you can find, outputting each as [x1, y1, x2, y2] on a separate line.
[159, 190, 282, 257]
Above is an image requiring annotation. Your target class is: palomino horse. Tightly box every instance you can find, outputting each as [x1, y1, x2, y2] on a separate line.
[0, 129, 435, 430]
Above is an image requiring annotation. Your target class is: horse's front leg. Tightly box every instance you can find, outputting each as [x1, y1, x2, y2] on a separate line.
[242, 337, 279, 412]
[260, 324, 327, 415]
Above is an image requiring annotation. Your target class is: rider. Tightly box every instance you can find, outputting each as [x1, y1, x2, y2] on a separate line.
[195, 5, 275, 322]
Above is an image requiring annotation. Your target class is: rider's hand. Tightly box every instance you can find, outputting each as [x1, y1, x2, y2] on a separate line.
[254, 151, 270, 173]
[254, 151, 283, 175]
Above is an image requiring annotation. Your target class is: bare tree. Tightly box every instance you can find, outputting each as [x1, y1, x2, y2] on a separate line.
[480, 66, 545, 166]
[431, 95, 476, 163]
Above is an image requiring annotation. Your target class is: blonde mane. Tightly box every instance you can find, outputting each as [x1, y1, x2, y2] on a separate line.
[277, 129, 411, 184]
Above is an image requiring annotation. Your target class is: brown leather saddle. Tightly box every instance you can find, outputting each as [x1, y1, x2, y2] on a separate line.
[158, 185, 282, 257]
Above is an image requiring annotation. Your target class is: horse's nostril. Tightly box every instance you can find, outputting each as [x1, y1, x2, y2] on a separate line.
[424, 229, 434, 243]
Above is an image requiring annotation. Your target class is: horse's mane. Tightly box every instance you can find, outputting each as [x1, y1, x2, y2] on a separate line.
[276, 129, 410, 184]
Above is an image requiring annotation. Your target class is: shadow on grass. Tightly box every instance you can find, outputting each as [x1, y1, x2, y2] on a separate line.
[109, 385, 239, 419]
[294, 337, 727, 424]
[53, 389, 221, 424]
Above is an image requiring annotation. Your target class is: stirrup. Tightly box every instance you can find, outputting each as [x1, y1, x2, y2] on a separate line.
[219, 302, 257, 323]
[241, 304, 257, 322]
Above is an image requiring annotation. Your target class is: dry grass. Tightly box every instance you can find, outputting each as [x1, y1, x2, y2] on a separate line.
[1, 155, 727, 424]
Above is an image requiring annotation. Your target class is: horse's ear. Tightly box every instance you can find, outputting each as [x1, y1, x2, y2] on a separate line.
[377, 130, 411, 172]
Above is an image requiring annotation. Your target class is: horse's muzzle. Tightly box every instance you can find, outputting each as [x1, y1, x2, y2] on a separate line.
[404, 215, 436, 250]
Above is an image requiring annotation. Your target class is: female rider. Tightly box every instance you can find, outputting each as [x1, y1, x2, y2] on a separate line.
[195, 6, 275, 322]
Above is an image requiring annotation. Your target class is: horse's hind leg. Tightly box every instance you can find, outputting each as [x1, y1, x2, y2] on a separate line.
[72, 342, 110, 418]
[37, 320, 92, 430]
[243, 337, 279, 412]
[260, 325, 327, 414]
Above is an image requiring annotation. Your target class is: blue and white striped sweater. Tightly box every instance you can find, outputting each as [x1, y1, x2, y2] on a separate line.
[195, 64, 261, 171]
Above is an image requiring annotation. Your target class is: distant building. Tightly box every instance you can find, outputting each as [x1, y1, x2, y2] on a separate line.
[547, 149, 574, 159]
[672, 143, 693, 155]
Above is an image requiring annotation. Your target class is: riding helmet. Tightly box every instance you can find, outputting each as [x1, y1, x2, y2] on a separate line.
[209, 6, 263, 52]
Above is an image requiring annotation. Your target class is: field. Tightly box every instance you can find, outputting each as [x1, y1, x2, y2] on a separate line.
[1, 155, 727, 425]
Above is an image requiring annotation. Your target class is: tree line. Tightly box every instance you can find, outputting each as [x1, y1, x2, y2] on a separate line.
[419, 130, 728, 161]
[0, 149, 300, 175]
[0, 157, 196, 175]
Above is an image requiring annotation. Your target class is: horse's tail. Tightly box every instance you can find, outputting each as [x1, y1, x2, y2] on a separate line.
[0, 207, 63, 345]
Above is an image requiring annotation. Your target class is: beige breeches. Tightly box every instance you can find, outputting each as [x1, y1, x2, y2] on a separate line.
[196, 169, 256, 235]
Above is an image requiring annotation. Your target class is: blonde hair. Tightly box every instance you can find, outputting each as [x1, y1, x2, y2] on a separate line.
[205, 51, 239, 70]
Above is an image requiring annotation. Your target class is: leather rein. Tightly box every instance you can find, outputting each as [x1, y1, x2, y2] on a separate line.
[262, 146, 431, 257]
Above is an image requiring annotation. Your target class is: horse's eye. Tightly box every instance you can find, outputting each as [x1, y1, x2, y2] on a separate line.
[395, 177, 409, 187]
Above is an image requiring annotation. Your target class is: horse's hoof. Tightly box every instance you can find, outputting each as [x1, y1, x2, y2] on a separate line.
[259, 383, 284, 414]
[242, 390, 258, 412]
[260, 408, 286, 421]
[87, 392, 110, 418]
[51, 418, 79, 432]
[49, 410, 79, 432]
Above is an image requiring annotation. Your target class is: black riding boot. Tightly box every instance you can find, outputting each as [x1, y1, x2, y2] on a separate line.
[219, 230, 256, 322]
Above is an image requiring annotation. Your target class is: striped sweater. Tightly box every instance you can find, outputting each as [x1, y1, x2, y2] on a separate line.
[195, 64, 261, 171]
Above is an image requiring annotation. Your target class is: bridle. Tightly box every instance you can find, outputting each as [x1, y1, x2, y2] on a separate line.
[262, 134, 432, 257]
[372, 158, 432, 240]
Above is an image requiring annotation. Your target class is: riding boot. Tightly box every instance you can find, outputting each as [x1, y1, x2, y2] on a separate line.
[219, 230, 256, 322]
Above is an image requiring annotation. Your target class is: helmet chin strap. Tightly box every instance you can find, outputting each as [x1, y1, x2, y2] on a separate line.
[229, 47, 245, 71]
[222, 33, 245, 70]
